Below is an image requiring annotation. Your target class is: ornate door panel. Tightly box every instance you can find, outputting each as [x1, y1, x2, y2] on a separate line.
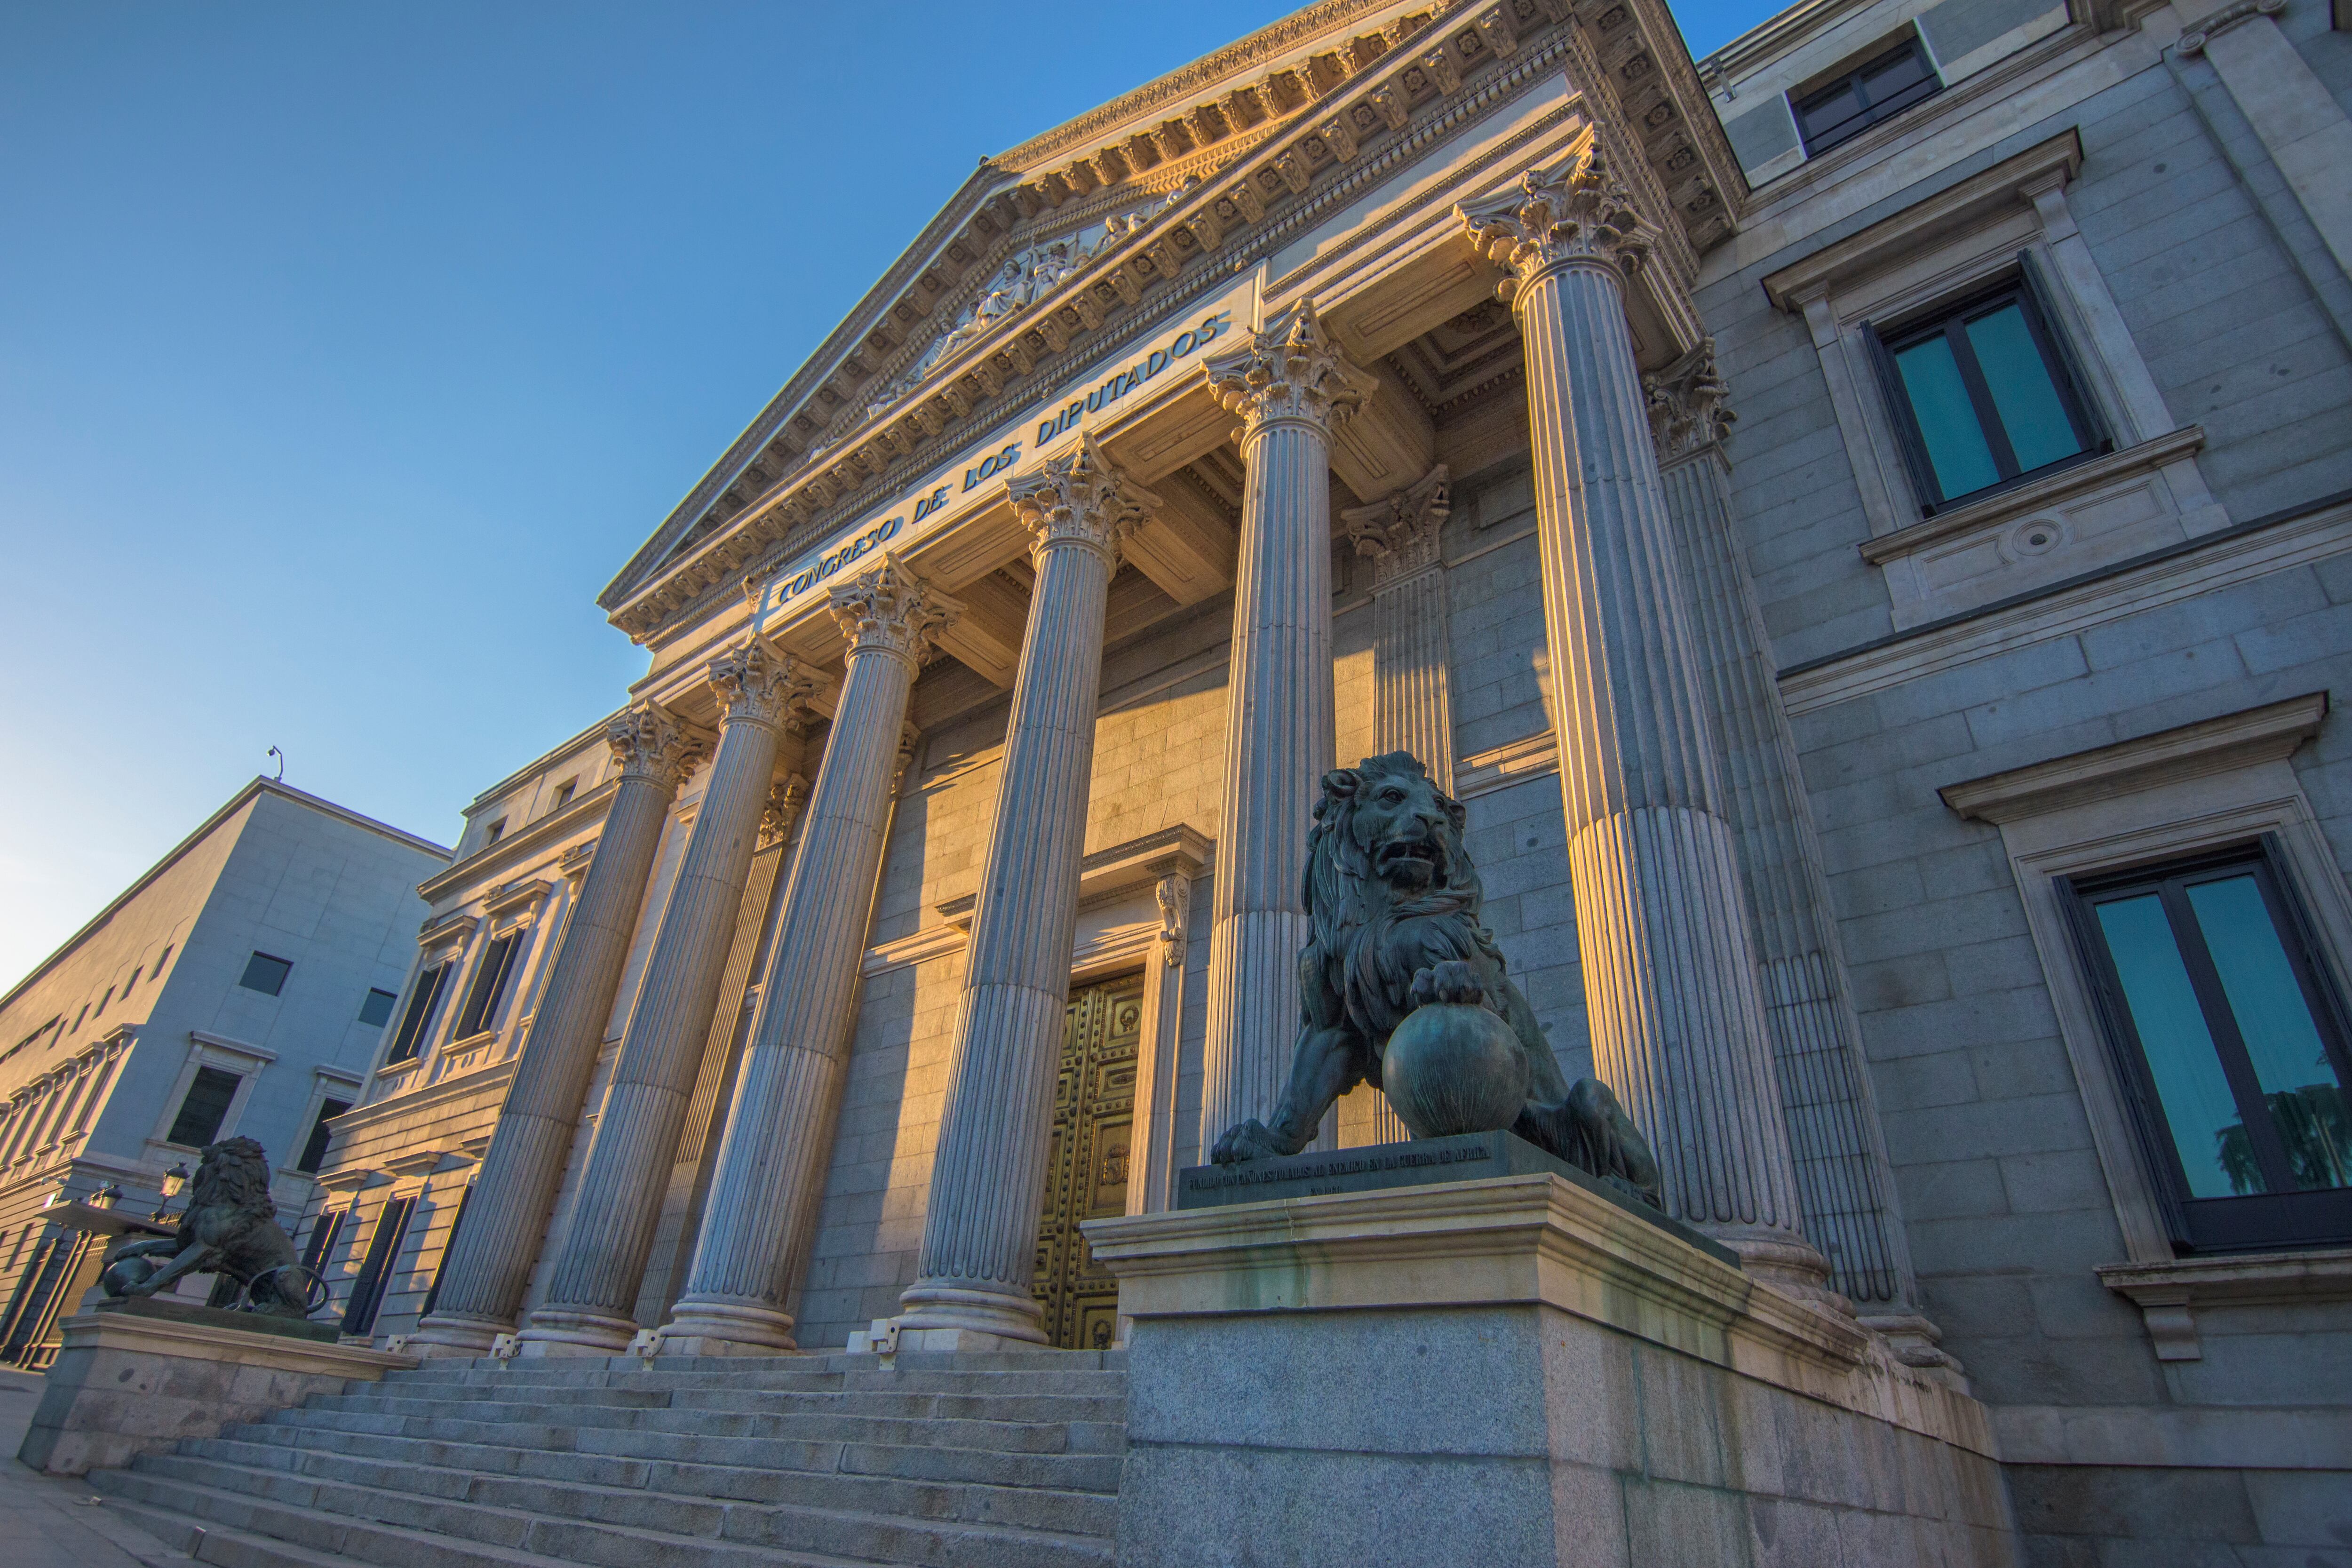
[1033, 976, 1143, 1350]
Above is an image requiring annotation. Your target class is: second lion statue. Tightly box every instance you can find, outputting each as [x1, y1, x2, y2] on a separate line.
[1210, 751, 1664, 1205]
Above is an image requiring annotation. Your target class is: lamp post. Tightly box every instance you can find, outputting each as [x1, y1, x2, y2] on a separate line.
[151, 1161, 190, 1222]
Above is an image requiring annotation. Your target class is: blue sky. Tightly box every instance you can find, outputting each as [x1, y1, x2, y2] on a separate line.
[0, 0, 1772, 983]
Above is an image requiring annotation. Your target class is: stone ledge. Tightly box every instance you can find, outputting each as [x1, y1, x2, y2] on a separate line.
[1084, 1171, 1995, 1458]
[2094, 1245, 2352, 1361]
[1993, 1401, 2352, 1469]
[1857, 426, 2209, 566]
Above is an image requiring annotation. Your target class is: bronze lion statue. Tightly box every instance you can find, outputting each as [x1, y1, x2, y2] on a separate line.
[103, 1137, 319, 1317]
[1211, 751, 1662, 1204]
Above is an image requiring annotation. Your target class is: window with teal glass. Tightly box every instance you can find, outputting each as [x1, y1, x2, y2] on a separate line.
[1869, 279, 2102, 513]
[2064, 845, 2352, 1251]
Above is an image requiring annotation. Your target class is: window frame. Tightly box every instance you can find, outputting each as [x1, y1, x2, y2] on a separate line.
[453, 932, 523, 1042]
[2059, 837, 2352, 1253]
[1790, 32, 1944, 157]
[357, 988, 398, 1028]
[1866, 271, 2108, 515]
[294, 1097, 351, 1175]
[384, 962, 453, 1067]
[167, 1065, 245, 1149]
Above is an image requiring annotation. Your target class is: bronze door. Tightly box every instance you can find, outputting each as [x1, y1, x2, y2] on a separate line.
[1032, 975, 1143, 1351]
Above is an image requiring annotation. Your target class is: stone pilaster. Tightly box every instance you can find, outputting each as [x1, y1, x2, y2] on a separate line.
[516, 641, 821, 1355]
[1127, 873, 1192, 1214]
[408, 704, 705, 1354]
[1336, 464, 1454, 1151]
[1647, 344, 1939, 1347]
[1197, 299, 1372, 1159]
[898, 435, 1159, 1349]
[1460, 151, 1828, 1291]
[659, 554, 959, 1354]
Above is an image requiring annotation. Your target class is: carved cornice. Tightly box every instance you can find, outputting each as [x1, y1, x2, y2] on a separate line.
[1643, 338, 1734, 464]
[894, 722, 925, 793]
[1459, 144, 1649, 296]
[605, 0, 1736, 648]
[2179, 0, 2284, 54]
[707, 640, 822, 732]
[827, 554, 962, 666]
[1007, 432, 1161, 566]
[1206, 298, 1374, 438]
[1341, 464, 1452, 587]
[608, 702, 709, 791]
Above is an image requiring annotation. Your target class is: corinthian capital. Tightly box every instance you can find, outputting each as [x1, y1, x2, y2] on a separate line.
[607, 702, 708, 790]
[1643, 339, 1737, 464]
[1340, 464, 1451, 589]
[1007, 433, 1161, 567]
[707, 639, 824, 730]
[759, 771, 810, 848]
[827, 552, 963, 665]
[1457, 146, 1648, 299]
[1204, 298, 1373, 438]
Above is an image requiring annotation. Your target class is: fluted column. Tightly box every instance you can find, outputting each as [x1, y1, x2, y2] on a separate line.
[1460, 150, 1828, 1290]
[516, 642, 821, 1354]
[659, 554, 959, 1354]
[1648, 347, 1940, 1347]
[1337, 464, 1454, 1149]
[894, 437, 1158, 1348]
[408, 705, 705, 1354]
[1197, 300, 1371, 1157]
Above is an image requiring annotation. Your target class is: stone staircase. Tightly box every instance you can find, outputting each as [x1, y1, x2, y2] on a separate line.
[86, 1350, 1127, 1568]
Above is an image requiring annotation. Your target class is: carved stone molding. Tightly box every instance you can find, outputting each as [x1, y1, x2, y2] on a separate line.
[2098, 1248, 2352, 1360]
[1007, 432, 1162, 567]
[1155, 873, 1192, 966]
[2180, 0, 2285, 54]
[893, 722, 925, 794]
[827, 553, 963, 666]
[1644, 339, 1735, 465]
[1204, 297, 1372, 438]
[1458, 145, 1649, 299]
[707, 639, 823, 732]
[607, 703, 709, 790]
[760, 772, 810, 848]
[1340, 464, 1451, 589]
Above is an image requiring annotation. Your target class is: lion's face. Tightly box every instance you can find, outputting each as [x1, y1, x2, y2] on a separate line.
[1347, 767, 1459, 892]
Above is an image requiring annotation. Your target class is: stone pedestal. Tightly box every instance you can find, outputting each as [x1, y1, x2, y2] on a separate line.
[1084, 1177, 2017, 1568]
[21, 1303, 418, 1475]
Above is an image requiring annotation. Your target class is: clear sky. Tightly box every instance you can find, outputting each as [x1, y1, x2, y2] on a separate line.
[0, 0, 1772, 985]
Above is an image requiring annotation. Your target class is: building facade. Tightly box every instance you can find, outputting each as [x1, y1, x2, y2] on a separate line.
[0, 779, 447, 1366]
[307, 0, 2352, 1556]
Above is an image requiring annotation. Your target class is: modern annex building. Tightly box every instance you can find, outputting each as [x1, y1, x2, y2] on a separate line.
[278, 0, 2349, 1557]
[0, 780, 447, 1367]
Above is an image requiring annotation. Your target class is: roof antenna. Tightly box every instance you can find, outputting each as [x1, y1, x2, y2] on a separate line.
[266, 746, 285, 782]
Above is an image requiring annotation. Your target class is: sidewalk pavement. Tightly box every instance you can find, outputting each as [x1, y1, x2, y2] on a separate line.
[0, 1369, 195, 1567]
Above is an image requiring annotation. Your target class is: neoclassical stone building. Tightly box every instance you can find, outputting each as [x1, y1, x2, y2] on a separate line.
[301, 0, 2352, 1554]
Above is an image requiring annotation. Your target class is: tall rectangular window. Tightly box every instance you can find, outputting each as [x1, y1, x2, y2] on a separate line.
[454, 934, 522, 1040]
[2064, 845, 2352, 1251]
[239, 953, 293, 996]
[296, 1098, 351, 1175]
[341, 1197, 415, 1337]
[385, 963, 453, 1066]
[302, 1209, 348, 1275]
[1792, 34, 1941, 155]
[1870, 279, 2101, 512]
[167, 1067, 243, 1148]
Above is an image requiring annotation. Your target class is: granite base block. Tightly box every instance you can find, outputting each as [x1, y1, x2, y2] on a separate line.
[19, 1307, 420, 1475]
[1086, 1174, 2019, 1568]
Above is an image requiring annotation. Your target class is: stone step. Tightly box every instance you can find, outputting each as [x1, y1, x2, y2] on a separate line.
[310, 1385, 1125, 1424]
[216, 1416, 1126, 1495]
[91, 1469, 878, 1568]
[383, 1365, 1128, 1398]
[110, 1453, 1113, 1568]
[181, 1430, 1119, 1535]
[260, 1398, 1127, 1455]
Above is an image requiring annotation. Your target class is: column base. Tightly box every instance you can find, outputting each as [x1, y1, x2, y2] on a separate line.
[1861, 1311, 1970, 1389]
[404, 1313, 509, 1359]
[510, 1307, 638, 1357]
[656, 1298, 799, 1357]
[1707, 1226, 1852, 1316]
[894, 1281, 1049, 1347]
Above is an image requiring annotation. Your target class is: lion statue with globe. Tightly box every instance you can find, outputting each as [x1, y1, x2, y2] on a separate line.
[1210, 751, 1662, 1205]
[102, 1136, 319, 1318]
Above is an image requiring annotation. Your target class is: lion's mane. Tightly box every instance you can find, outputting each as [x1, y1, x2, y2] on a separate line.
[1303, 752, 1507, 1046]
[187, 1137, 278, 1228]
